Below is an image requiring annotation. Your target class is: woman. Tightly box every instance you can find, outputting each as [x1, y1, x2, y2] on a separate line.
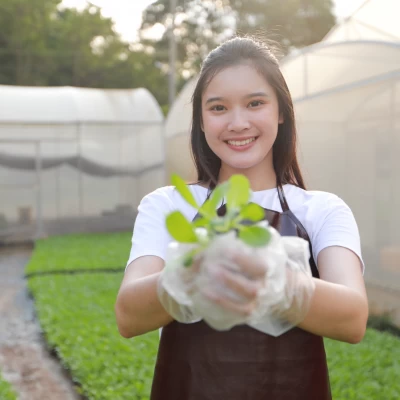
[115, 36, 368, 399]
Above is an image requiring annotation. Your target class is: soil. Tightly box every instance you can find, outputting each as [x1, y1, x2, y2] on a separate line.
[0, 246, 83, 400]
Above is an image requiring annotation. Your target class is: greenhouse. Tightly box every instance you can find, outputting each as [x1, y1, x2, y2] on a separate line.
[0, 85, 164, 241]
[165, 0, 400, 289]
[165, 77, 198, 181]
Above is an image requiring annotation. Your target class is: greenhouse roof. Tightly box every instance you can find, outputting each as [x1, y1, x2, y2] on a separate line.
[323, 0, 400, 43]
[0, 85, 164, 124]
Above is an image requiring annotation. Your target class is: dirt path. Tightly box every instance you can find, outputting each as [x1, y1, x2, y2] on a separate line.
[0, 246, 82, 400]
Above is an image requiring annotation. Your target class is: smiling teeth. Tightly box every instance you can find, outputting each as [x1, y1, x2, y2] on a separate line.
[227, 138, 256, 146]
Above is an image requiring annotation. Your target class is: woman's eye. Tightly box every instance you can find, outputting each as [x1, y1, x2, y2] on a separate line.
[249, 100, 264, 108]
[211, 105, 225, 111]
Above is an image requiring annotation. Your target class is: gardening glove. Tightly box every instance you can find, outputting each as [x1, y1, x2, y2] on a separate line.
[188, 224, 316, 336]
[157, 239, 202, 324]
[189, 222, 287, 331]
[248, 235, 316, 336]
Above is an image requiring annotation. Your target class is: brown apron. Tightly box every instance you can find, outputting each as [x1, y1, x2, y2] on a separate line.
[150, 185, 331, 400]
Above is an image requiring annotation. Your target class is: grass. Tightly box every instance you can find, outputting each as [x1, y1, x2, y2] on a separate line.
[0, 374, 17, 400]
[25, 232, 132, 275]
[28, 273, 158, 400]
[325, 330, 400, 399]
[26, 231, 400, 399]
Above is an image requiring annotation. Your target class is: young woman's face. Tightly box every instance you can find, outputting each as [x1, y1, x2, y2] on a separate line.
[201, 64, 283, 174]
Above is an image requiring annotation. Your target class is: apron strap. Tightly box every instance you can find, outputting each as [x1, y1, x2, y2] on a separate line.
[277, 183, 290, 212]
[277, 182, 320, 279]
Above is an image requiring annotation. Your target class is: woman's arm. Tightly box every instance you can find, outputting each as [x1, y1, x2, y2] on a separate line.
[297, 246, 368, 344]
[115, 256, 174, 338]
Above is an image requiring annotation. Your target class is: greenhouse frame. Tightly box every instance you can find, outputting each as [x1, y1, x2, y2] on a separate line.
[0, 86, 165, 242]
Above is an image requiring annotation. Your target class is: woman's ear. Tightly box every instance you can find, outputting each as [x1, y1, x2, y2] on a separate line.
[279, 112, 284, 124]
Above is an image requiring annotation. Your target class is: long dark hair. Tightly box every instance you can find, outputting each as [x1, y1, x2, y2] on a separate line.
[190, 36, 306, 190]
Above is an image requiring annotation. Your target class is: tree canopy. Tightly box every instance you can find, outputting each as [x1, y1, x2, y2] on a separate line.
[0, 0, 336, 112]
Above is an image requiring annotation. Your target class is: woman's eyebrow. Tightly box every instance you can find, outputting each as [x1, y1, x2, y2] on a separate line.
[205, 92, 270, 104]
[205, 96, 223, 105]
[245, 91, 269, 99]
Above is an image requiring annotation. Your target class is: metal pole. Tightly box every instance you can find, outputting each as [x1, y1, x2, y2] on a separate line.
[303, 54, 308, 98]
[77, 123, 83, 218]
[161, 121, 168, 185]
[56, 135, 60, 220]
[389, 83, 396, 245]
[169, 0, 177, 107]
[35, 142, 45, 238]
[118, 128, 122, 206]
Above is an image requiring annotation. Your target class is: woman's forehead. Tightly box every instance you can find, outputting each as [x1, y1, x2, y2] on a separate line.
[203, 65, 274, 100]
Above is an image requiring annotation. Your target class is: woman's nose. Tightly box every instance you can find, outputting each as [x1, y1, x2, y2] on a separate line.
[227, 109, 251, 132]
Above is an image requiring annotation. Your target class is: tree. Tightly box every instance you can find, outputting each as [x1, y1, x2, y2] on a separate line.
[45, 5, 128, 87]
[0, 0, 61, 85]
[231, 0, 336, 51]
[140, 0, 232, 78]
[140, 0, 336, 76]
[0, 0, 170, 112]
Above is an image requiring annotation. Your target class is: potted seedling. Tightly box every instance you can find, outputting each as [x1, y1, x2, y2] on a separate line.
[160, 174, 312, 334]
[160, 174, 279, 330]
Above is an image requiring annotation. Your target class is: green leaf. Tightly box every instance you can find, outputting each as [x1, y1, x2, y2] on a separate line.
[226, 175, 250, 211]
[171, 174, 199, 209]
[238, 226, 271, 247]
[211, 217, 231, 233]
[239, 203, 265, 222]
[193, 217, 209, 228]
[208, 181, 229, 209]
[199, 182, 228, 218]
[166, 211, 198, 243]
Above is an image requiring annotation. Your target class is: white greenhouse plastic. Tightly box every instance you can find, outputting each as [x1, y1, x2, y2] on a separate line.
[165, 0, 400, 293]
[0, 86, 164, 241]
[323, 0, 400, 43]
[165, 78, 197, 181]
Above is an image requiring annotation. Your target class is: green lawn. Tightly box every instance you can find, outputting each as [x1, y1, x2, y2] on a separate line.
[0, 373, 16, 400]
[25, 232, 132, 275]
[28, 273, 158, 399]
[325, 330, 400, 399]
[26, 232, 400, 399]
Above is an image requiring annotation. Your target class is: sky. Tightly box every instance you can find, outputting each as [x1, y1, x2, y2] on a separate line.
[61, 0, 367, 43]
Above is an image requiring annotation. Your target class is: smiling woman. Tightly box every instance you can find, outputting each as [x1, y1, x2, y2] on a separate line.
[200, 64, 283, 184]
[115, 35, 367, 400]
[190, 38, 304, 194]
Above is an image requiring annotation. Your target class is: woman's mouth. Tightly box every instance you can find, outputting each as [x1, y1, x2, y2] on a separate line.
[225, 137, 257, 151]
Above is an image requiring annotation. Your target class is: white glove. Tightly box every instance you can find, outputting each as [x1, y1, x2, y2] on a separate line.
[249, 235, 316, 336]
[157, 224, 316, 336]
[157, 241, 202, 324]
[189, 230, 255, 330]
[188, 223, 291, 332]
[188, 224, 316, 336]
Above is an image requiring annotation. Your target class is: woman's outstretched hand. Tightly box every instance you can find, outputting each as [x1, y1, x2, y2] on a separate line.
[187, 229, 281, 330]
[199, 251, 267, 317]
[158, 226, 316, 335]
[190, 229, 316, 335]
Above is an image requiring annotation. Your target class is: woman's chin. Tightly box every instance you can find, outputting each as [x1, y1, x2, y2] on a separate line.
[221, 160, 260, 171]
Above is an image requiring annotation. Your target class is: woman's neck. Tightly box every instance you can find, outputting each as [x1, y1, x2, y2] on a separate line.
[218, 165, 277, 192]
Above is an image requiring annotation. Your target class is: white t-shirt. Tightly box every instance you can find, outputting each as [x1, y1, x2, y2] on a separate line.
[126, 184, 364, 273]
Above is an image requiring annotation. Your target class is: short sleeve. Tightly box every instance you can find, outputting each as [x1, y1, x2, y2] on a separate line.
[126, 188, 172, 269]
[312, 195, 365, 274]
